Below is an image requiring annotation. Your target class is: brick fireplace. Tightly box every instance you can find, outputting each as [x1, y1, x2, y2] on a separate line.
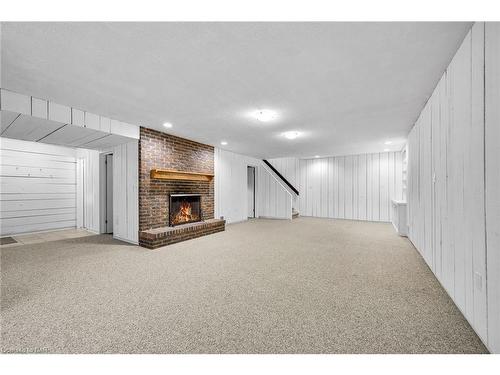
[138, 127, 224, 248]
[169, 194, 202, 226]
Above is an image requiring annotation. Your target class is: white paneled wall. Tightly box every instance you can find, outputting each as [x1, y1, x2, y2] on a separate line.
[267, 157, 299, 186]
[407, 22, 500, 352]
[485, 21, 500, 355]
[215, 148, 260, 223]
[268, 157, 300, 210]
[215, 148, 292, 223]
[76, 148, 101, 233]
[0, 137, 77, 235]
[258, 163, 292, 220]
[76, 141, 139, 243]
[112, 141, 138, 244]
[297, 152, 403, 222]
[0, 137, 138, 240]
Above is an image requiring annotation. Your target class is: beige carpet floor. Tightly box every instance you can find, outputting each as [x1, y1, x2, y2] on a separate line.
[0, 218, 488, 354]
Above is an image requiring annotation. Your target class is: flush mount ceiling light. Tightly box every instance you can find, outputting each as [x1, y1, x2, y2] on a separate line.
[252, 109, 278, 122]
[163, 122, 173, 128]
[315, 155, 320, 158]
[220, 141, 228, 145]
[384, 148, 390, 152]
[384, 141, 392, 145]
[282, 131, 301, 140]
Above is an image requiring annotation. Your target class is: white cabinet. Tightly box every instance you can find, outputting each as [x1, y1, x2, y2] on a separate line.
[391, 199, 407, 236]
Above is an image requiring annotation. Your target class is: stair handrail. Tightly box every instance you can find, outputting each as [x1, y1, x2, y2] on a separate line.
[262, 159, 299, 196]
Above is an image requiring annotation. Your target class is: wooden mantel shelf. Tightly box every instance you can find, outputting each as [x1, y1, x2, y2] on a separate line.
[150, 168, 214, 182]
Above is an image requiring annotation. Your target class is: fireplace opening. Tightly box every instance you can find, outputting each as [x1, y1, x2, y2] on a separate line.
[169, 194, 202, 226]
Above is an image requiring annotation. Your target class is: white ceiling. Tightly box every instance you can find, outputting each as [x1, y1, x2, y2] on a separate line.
[1, 22, 471, 158]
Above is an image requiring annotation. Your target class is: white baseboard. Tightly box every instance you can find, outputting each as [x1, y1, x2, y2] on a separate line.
[113, 235, 138, 245]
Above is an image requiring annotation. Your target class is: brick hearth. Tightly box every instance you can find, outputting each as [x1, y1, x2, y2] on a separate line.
[139, 219, 226, 249]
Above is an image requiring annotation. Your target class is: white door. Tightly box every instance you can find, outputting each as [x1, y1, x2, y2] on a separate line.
[105, 154, 113, 233]
[247, 166, 255, 218]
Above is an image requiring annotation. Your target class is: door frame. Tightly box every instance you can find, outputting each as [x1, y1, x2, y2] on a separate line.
[99, 152, 114, 234]
[247, 165, 256, 218]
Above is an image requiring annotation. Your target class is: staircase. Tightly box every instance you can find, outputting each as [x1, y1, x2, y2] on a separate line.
[262, 159, 300, 220]
[262, 160, 299, 195]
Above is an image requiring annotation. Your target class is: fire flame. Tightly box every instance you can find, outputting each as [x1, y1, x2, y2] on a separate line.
[173, 201, 199, 224]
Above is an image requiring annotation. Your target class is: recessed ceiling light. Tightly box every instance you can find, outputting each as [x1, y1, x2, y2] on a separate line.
[282, 131, 301, 140]
[163, 122, 173, 128]
[220, 141, 228, 146]
[315, 155, 320, 158]
[384, 141, 392, 145]
[253, 109, 278, 122]
[384, 148, 390, 152]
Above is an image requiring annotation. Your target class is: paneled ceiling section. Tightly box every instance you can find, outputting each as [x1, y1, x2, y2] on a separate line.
[2, 114, 65, 142]
[1, 22, 472, 158]
[0, 89, 139, 150]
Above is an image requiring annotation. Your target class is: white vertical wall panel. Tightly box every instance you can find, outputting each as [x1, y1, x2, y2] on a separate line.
[370, 153, 380, 221]
[431, 77, 447, 283]
[366, 154, 373, 220]
[112, 141, 138, 244]
[379, 152, 389, 222]
[71, 108, 85, 127]
[297, 152, 402, 222]
[48, 102, 71, 124]
[328, 158, 335, 218]
[76, 154, 84, 228]
[352, 156, 359, 218]
[338, 157, 345, 218]
[0, 89, 31, 116]
[0, 137, 77, 235]
[258, 164, 292, 220]
[99, 116, 111, 133]
[304, 159, 312, 215]
[407, 23, 496, 350]
[469, 22, 487, 338]
[423, 103, 434, 267]
[267, 157, 299, 187]
[76, 148, 100, 233]
[110, 120, 139, 139]
[358, 154, 367, 220]
[84, 112, 100, 131]
[485, 21, 500, 354]
[344, 156, 353, 219]
[451, 31, 471, 314]
[298, 158, 307, 216]
[32, 98, 48, 119]
[320, 160, 328, 218]
[333, 158, 339, 217]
